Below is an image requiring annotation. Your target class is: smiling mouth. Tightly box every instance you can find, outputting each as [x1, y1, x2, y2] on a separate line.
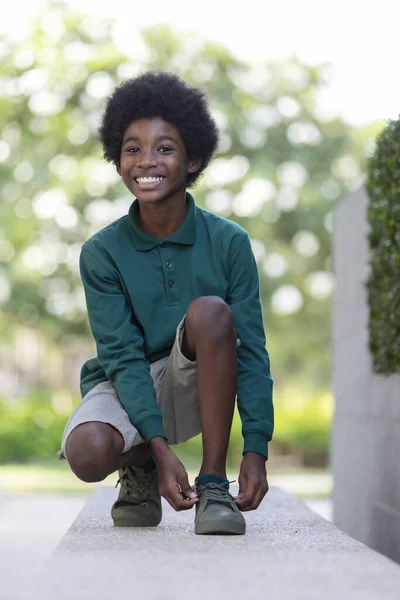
[134, 176, 165, 186]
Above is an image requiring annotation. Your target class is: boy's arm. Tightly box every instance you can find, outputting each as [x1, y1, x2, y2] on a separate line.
[79, 245, 167, 444]
[226, 232, 274, 460]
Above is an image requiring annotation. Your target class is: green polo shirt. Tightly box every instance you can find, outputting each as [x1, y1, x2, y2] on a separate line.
[79, 192, 274, 457]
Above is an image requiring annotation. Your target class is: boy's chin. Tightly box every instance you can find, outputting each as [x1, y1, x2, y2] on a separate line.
[133, 185, 184, 204]
[134, 191, 166, 203]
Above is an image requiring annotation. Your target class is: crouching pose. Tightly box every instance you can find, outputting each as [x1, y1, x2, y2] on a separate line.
[58, 71, 274, 535]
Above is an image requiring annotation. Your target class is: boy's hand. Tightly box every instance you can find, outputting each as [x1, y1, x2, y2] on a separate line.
[150, 438, 198, 511]
[235, 452, 269, 511]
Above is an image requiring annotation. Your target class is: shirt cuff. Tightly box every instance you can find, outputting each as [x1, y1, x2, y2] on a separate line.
[137, 416, 168, 444]
[243, 433, 269, 459]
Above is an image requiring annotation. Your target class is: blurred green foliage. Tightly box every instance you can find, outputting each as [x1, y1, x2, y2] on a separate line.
[176, 390, 333, 468]
[0, 390, 68, 463]
[0, 2, 382, 464]
[271, 388, 332, 465]
[366, 117, 400, 373]
[0, 388, 332, 467]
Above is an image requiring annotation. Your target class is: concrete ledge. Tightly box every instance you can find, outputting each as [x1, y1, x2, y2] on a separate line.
[37, 486, 400, 600]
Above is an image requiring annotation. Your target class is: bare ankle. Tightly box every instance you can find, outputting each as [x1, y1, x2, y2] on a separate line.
[198, 466, 227, 479]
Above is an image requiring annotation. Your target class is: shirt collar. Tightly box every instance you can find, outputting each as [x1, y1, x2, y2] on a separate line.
[127, 192, 197, 251]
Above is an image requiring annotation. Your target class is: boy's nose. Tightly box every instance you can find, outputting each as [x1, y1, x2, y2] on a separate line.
[137, 150, 158, 168]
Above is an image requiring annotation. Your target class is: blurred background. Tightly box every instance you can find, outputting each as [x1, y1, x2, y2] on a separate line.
[0, 0, 398, 563]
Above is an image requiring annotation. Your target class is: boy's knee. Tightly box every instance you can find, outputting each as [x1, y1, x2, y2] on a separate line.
[186, 296, 235, 338]
[65, 422, 119, 483]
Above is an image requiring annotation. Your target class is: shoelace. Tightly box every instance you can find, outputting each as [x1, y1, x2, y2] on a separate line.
[198, 482, 236, 509]
[115, 466, 154, 500]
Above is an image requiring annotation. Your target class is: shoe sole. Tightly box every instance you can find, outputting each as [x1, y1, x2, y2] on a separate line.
[113, 517, 162, 528]
[195, 519, 246, 535]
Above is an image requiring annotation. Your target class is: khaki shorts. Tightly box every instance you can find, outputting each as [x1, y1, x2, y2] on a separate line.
[59, 317, 202, 460]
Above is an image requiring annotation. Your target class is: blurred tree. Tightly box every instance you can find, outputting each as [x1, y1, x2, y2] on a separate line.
[0, 1, 381, 396]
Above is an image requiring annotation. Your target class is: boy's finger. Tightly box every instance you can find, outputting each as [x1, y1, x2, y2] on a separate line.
[235, 483, 257, 509]
[183, 487, 198, 499]
[164, 493, 179, 512]
[235, 495, 249, 508]
[234, 492, 249, 507]
[234, 490, 245, 500]
[182, 497, 198, 510]
[177, 476, 198, 499]
[173, 492, 198, 511]
[253, 488, 267, 509]
[241, 491, 262, 512]
[238, 481, 267, 511]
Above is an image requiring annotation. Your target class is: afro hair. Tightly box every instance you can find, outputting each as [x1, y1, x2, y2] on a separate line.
[99, 71, 219, 187]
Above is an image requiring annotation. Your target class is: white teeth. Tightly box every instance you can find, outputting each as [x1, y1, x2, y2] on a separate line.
[136, 177, 164, 184]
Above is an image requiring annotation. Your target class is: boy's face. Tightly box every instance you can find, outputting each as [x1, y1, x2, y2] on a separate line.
[117, 117, 199, 204]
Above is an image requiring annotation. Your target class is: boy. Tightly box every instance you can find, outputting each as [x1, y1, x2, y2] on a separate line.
[58, 71, 274, 535]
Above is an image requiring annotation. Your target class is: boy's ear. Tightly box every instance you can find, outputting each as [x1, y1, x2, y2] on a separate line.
[116, 164, 121, 176]
[188, 157, 202, 174]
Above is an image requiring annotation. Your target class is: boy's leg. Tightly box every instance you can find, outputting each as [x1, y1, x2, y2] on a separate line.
[65, 423, 161, 527]
[181, 296, 245, 534]
[181, 296, 237, 480]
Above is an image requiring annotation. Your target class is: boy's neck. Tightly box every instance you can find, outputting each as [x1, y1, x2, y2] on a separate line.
[138, 194, 188, 239]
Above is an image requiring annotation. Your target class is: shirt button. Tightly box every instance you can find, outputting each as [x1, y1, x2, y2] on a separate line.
[168, 280, 175, 288]
[160, 241, 167, 248]
[165, 261, 172, 268]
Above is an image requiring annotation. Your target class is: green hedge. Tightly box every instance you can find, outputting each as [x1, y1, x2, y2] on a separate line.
[366, 117, 400, 373]
[0, 390, 69, 463]
[0, 387, 332, 467]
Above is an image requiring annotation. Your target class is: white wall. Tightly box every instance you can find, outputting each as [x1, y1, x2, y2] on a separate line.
[332, 187, 400, 563]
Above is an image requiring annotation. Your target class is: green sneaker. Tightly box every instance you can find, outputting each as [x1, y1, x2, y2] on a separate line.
[111, 465, 162, 527]
[195, 482, 246, 535]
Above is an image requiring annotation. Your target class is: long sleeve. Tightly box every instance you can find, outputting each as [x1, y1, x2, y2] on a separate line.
[227, 233, 274, 458]
[79, 245, 167, 443]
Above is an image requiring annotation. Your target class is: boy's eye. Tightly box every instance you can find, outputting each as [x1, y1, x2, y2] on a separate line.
[159, 146, 172, 152]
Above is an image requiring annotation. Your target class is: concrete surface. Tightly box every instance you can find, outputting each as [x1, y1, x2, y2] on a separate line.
[332, 187, 400, 562]
[32, 486, 400, 600]
[0, 473, 332, 600]
[0, 493, 87, 600]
